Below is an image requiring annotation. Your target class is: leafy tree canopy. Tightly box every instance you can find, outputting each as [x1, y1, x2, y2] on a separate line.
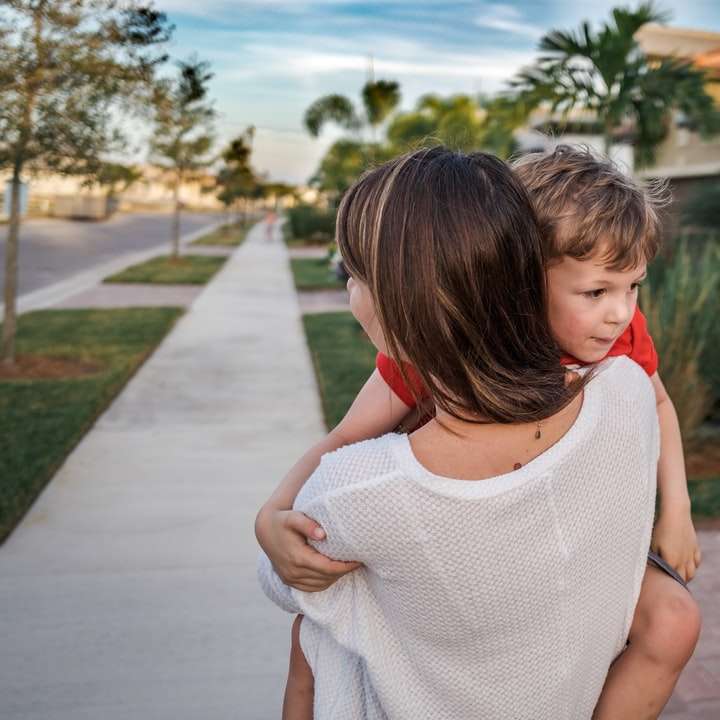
[0, 0, 173, 177]
[311, 139, 393, 197]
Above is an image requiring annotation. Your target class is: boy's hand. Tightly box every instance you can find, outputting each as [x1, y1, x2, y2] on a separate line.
[255, 505, 362, 592]
[651, 506, 702, 582]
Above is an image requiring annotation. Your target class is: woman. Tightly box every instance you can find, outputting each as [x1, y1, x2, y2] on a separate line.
[258, 148, 660, 719]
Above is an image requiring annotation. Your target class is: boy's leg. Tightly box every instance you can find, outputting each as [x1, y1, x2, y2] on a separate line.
[592, 563, 701, 720]
[282, 614, 315, 720]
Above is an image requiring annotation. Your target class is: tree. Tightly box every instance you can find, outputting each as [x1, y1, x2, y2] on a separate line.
[310, 139, 394, 200]
[304, 79, 401, 143]
[386, 93, 519, 158]
[362, 80, 402, 142]
[0, 1, 172, 365]
[214, 128, 257, 223]
[304, 79, 400, 199]
[84, 161, 143, 204]
[261, 182, 297, 209]
[387, 94, 487, 153]
[150, 57, 216, 258]
[506, 3, 720, 165]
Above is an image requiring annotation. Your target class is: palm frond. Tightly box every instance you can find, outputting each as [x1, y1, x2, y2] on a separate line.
[303, 94, 359, 137]
[362, 80, 401, 126]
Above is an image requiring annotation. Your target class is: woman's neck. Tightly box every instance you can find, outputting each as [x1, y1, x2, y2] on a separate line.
[409, 392, 584, 481]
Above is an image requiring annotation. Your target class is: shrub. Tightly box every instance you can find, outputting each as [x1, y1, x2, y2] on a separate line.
[286, 204, 336, 244]
[641, 238, 720, 439]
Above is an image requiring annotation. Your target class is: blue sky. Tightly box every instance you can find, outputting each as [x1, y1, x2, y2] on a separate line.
[154, 1, 720, 184]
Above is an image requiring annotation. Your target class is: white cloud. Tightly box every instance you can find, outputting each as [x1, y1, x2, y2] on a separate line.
[223, 41, 537, 82]
[475, 4, 544, 40]
[158, 0, 400, 20]
[290, 50, 535, 80]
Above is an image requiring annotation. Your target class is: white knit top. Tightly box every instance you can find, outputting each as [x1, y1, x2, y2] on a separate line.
[258, 356, 659, 719]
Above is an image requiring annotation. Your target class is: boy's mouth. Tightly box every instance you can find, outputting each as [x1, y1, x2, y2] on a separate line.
[591, 336, 616, 345]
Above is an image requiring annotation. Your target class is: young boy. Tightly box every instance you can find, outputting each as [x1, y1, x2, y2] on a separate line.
[256, 146, 702, 720]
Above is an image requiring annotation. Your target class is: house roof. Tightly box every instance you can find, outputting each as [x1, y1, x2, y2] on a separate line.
[635, 23, 720, 61]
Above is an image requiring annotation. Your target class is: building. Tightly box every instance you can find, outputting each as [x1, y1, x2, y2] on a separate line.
[0, 165, 224, 221]
[632, 24, 720, 237]
[516, 23, 720, 239]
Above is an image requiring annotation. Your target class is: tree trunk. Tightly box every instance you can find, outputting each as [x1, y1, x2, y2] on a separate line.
[2, 166, 23, 366]
[171, 180, 181, 259]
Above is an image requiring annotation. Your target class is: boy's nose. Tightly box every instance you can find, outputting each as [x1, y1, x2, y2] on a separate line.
[606, 299, 633, 325]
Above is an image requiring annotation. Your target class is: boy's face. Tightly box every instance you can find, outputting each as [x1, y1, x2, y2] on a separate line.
[347, 276, 388, 354]
[546, 252, 647, 363]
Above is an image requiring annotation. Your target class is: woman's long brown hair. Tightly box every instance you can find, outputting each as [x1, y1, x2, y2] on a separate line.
[337, 146, 588, 424]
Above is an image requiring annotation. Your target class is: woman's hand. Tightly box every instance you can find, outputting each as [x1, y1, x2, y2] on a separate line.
[255, 504, 362, 592]
[651, 505, 702, 582]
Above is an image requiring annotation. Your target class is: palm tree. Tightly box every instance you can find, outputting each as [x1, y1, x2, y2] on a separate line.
[303, 78, 400, 199]
[507, 2, 720, 166]
[304, 79, 401, 142]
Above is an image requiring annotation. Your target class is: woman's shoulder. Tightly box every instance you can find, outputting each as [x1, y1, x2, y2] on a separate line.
[591, 355, 654, 394]
[296, 434, 404, 507]
[587, 355, 657, 421]
[320, 434, 403, 480]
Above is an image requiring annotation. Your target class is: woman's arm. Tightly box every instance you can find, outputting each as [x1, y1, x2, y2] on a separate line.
[255, 369, 411, 591]
[257, 434, 379, 612]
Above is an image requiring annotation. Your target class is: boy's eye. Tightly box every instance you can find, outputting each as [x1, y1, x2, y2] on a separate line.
[584, 289, 606, 299]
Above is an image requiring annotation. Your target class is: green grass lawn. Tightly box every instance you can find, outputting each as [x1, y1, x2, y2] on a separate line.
[0, 308, 183, 543]
[104, 255, 227, 285]
[303, 311, 376, 428]
[302, 310, 720, 517]
[291, 257, 345, 291]
[191, 222, 249, 247]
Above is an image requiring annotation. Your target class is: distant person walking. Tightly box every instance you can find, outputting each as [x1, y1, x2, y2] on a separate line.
[265, 210, 277, 241]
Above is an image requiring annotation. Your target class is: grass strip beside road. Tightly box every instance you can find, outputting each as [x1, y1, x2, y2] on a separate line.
[303, 311, 377, 429]
[191, 221, 249, 247]
[291, 258, 345, 291]
[0, 308, 183, 543]
[301, 310, 720, 517]
[105, 255, 227, 285]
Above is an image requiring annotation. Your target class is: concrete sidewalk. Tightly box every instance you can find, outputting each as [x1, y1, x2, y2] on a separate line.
[0, 221, 325, 719]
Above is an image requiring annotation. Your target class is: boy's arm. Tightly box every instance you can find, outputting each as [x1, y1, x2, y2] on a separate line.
[255, 368, 411, 592]
[649, 372, 702, 581]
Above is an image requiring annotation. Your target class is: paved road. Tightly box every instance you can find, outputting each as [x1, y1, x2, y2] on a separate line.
[0, 212, 224, 296]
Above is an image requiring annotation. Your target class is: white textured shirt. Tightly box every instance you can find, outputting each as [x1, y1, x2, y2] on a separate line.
[258, 356, 659, 719]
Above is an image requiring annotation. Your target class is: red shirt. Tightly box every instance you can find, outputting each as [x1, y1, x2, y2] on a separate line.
[377, 307, 658, 409]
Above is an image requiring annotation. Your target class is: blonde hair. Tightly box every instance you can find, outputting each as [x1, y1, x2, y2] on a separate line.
[512, 145, 667, 270]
